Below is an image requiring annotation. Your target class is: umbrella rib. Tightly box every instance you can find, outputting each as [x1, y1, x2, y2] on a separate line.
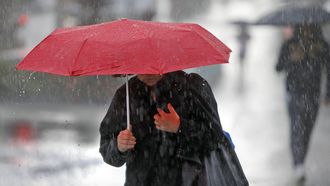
[72, 38, 89, 75]
[150, 37, 162, 74]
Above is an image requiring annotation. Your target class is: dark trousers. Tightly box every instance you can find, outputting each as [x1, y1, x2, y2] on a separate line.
[287, 93, 319, 166]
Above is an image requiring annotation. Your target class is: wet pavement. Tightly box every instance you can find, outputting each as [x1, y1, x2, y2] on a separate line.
[1, 0, 330, 186]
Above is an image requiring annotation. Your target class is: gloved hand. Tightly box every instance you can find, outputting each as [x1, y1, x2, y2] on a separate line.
[153, 103, 180, 133]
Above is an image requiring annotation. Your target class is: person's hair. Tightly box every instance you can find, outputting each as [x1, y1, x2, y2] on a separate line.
[293, 24, 324, 41]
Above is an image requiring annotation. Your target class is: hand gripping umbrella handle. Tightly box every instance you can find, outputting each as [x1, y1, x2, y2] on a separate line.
[126, 74, 131, 130]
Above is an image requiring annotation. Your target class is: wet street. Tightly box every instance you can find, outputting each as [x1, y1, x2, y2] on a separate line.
[1, 0, 330, 186]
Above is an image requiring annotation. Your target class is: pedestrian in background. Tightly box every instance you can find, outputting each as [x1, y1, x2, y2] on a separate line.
[236, 23, 250, 67]
[276, 24, 330, 185]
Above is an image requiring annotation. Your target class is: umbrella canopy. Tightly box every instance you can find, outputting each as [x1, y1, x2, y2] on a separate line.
[254, 5, 330, 26]
[16, 18, 231, 76]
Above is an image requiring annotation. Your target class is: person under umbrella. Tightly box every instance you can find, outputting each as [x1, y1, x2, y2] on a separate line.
[276, 23, 330, 185]
[231, 21, 251, 66]
[99, 71, 249, 186]
[255, 5, 330, 185]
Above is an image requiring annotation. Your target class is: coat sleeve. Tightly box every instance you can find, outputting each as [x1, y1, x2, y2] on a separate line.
[322, 42, 330, 100]
[99, 88, 128, 167]
[326, 64, 330, 100]
[276, 42, 290, 72]
[176, 73, 224, 159]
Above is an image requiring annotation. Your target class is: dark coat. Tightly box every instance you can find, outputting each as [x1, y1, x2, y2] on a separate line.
[99, 71, 224, 186]
[276, 31, 330, 98]
[275, 26, 330, 168]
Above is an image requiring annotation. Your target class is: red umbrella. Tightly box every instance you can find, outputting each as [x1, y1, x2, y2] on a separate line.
[16, 18, 231, 128]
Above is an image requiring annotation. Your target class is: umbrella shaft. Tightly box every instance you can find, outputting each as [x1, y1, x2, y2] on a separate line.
[126, 75, 130, 130]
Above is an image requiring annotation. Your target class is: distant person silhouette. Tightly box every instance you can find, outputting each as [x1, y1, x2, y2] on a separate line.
[233, 22, 251, 92]
[236, 23, 251, 67]
[276, 24, 330, 185]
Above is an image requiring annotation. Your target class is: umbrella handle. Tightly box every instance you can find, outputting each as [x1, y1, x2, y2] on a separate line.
[126, 74, 131, 130]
